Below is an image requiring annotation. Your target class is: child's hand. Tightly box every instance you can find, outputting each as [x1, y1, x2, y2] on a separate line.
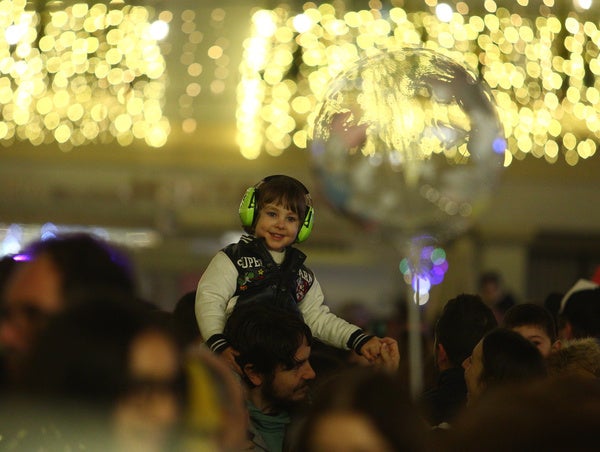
[221, 345, 242, 375]
[374, 337, 400, 373]
[359, 336, 383, 362]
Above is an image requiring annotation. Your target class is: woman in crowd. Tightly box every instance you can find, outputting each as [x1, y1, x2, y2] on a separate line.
[461, 327, 547, 405]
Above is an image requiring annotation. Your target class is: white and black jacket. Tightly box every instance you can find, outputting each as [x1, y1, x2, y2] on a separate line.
[195, 235, 372, 354]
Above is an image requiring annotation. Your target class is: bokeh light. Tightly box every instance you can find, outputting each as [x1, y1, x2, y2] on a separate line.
[237, 1, 600, 166]
[399, 243, 449, 305]
[0, 1, 169, 148]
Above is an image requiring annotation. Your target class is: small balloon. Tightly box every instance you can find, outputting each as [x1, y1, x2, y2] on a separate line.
[310, 47, 506, 242]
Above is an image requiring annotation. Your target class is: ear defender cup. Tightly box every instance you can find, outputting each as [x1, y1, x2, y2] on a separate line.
[239, 186, 257, 229]
[238, 176, 315, 242]
[296, 205, 314, 243]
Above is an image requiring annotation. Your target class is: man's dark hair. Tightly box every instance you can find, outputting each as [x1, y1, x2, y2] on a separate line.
[503, 303, 557, 343]
[171, 290, 201, 348]
[560, 288, 600, 339]
[435, 293, 497, 367]
[223, 302, 312, 383]
[480, 328, 547, 388]
[22, 233, 137, 305]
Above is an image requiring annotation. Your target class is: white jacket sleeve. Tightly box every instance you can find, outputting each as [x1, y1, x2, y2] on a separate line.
[298, 277, 363, 350]
[195, 251, 238, 342]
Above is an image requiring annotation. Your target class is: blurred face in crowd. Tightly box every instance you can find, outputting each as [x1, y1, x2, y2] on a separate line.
[511, 325, 556, 357]
[462, 340, 485, 404]
[260, 336, 315, 410]
[307, 411, 394, 452]
[0, 255, 63, 377]
[113, 329, 182, 452]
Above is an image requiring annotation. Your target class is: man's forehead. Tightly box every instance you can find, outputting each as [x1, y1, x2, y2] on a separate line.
[5, 255, 63, 313]
[294, 337, 311, 361]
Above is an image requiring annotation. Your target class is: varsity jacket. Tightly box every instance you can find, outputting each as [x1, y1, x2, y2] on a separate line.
[195, 235, 372, 354]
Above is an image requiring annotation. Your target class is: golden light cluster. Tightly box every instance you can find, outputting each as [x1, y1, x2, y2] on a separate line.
[237, 0, 600, 166]
[0, 0, 169, 149]
[164, 6, 232, 135]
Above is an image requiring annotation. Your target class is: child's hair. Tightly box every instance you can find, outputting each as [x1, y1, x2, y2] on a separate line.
[245, 175, 312, 234]
[503, 303, 557, 343]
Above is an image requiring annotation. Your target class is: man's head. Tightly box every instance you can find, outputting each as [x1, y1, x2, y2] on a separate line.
[559, 287, 600, 340]
[0, 233, 136, 381]
[224, 303, 315, 412]
[503, 303, 559, 357]
[434, 294, 497, 370]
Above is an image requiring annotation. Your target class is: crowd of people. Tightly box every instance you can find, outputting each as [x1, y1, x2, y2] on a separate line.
[0, 174, 598, 451]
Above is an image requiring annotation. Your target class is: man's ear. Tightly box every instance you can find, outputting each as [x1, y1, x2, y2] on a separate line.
[559, 321, 574, 341]
[551, 339, 562, 352]
[242, 364, 263, 387]
[436, 343, 451, 370]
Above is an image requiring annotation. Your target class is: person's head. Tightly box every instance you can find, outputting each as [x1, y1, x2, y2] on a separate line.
[478, 271, 503, 303]
[447, 376, 600, 452]
[171, 290, 202, 349]
[24, 296, 183, 450]
[559, 287, 600, 340]
[297, 368, 427, 452]
[224, 302, 315, 412]
[434, 294, 497, 370]
[462, 328, 547, 404]
[0, 233, 137, 381]
[0, 255, 24, 298]
[543, 291, 563, 321]
[239, 175, 314, 251]
[503, 303, 560, 357]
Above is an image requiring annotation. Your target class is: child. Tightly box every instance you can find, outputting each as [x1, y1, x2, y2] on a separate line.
[195, 174, 391, 366]
[503, 302, 561, 357]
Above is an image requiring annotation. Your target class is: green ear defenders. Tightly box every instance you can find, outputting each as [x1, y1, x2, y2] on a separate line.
[238, 175, 315, 243]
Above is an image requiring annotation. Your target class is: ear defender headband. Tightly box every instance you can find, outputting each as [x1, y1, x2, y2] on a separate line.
[239, 175, 315, 243]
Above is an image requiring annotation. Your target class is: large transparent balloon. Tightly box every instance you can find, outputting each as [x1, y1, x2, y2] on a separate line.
[310, 48, 506, 242]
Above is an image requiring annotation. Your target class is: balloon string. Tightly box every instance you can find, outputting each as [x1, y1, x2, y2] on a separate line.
[409, 271, 423, 399]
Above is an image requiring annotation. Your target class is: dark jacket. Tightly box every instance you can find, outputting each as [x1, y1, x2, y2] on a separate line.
[418, 366, 467, 426]
[222, 235, 314, 311]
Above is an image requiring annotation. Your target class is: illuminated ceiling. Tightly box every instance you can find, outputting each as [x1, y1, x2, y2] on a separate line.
[3, 0, 600, 167]
[1, 0, 600, 276]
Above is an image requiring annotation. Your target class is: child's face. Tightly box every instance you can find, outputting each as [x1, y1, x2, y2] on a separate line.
[511, 325, 553, 357]
[254, 202, 300, 252]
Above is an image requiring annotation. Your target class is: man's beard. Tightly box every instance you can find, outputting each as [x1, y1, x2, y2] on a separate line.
[260, 374, 310, 413]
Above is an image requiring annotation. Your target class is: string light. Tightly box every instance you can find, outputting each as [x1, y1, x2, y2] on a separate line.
[237, 1, 600, 166]
[0, 0, 169, 149]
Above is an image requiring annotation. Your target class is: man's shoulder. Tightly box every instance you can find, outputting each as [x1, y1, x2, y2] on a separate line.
[419, 367, 467, 425]
[247, 422, 270, 452]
